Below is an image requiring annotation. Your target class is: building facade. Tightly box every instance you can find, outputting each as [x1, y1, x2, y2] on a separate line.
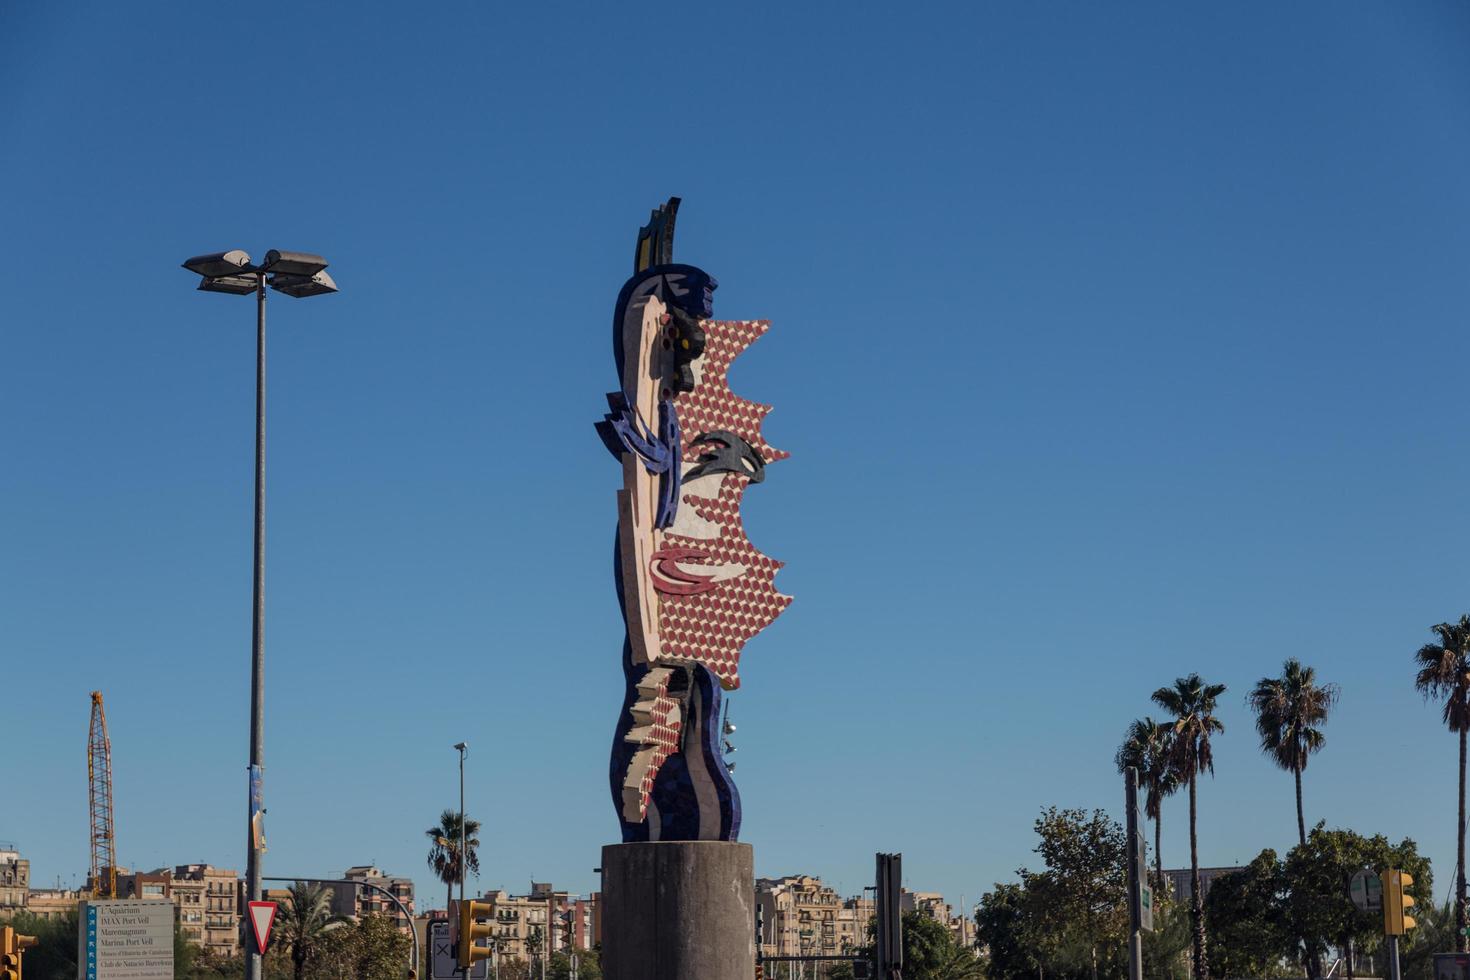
[270, 868, 416, 936]
[24, 889, 81, 920]
[469, 883, 598, 963]
[0, 846, 29, 912]
[1162, 866, 1244, 905]
[170, 864, 240, 957]
[343, 866, 416, 932]
[757, 875, 863, 961]
[116, 865, 239, 957]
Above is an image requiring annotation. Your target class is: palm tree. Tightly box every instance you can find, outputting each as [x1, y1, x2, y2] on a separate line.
[1152, 673, 1226, 980]
[1414, 615, 1470, 952]
[1115, 717, 1178, 890]
[934, 944, 987, 980]
[275, 881, 348, 980]
[1248, 659, 1340, 847]
[426, 808, 482, 912]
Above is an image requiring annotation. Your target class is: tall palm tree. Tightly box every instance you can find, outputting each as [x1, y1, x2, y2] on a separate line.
[1152, 673, 1226, 980]
[276, 881, 348, 980]
[1115, 717, 1178, 890]
[1414, 615, 1470, 952]
[426, 809, 482, 912]
[1248, 659, 1340, 847]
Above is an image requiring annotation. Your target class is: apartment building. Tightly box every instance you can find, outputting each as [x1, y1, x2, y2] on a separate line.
[172, 864, 240, 957]
[0, 846, 29, 911]
[757, 875, 863, 961]
[269, 867, 416, 935]
[116, 864, 240, 957]
[471, 883, 598, 962]
[1162, 866, 1244, 905]
[24, 889, 82, 920]
[343, 866, 416, 932]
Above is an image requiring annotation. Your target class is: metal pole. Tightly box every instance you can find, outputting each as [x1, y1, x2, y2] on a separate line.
[245, 272, 267, 980]
[1125, 767, 1143, 980]
[458, 745, 466, 915]
[1387, 935, 1401, 980]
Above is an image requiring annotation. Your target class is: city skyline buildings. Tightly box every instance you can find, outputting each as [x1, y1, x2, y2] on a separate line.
[4, 1, 1470, 921]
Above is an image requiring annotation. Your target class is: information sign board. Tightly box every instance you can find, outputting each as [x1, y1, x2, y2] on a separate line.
[78, 900, 173, 980]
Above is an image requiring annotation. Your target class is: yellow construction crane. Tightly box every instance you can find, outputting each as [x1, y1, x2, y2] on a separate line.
[87, 692, 117, 900]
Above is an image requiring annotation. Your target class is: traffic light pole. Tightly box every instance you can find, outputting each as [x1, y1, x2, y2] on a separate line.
[1387, 935, 1401, 980]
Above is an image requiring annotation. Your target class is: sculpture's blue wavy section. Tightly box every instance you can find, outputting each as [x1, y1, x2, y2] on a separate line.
[608, 532, 741, 843]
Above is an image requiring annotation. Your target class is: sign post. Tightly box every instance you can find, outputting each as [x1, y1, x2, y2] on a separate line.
[1124, 768, 1145, 980]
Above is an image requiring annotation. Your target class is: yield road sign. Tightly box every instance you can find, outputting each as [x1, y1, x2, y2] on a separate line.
[1350, 869, 1382, 913]
[248, 901, 278, 955]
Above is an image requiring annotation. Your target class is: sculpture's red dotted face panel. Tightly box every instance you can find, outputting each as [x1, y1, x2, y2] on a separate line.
[651, 318, 791, 690]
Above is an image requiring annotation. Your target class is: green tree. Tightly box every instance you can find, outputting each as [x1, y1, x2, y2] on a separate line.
[901, 911, 961, 979]
[1203, 849, 1292, 979]
[1249, 659, 1340, 847]
[1153, 673, 1227, 980]
[425, 810, 482, 914]
[1029, 808, 1127, 980]
[1284, 826, 1432, 980]
[932, 943, 985, 980]
[0, 909, 77, 980]
[1414, 615, 1470, 950]
[1141, 888, 1190, 980]
[1115, 717, 1178, 888]
[547, 947, 601, 980]
[493, 957, 531, 980]
[347, 914, 413, 980]
[275, 882, 350, 980]
[833, 910, 975, 980]
[976, 883, 1039, 980]
[1402, 900, 1457, 980]
[978, 808, 1130, 980]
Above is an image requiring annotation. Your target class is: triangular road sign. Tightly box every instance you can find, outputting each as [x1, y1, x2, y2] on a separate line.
[248, 901, 278, 955]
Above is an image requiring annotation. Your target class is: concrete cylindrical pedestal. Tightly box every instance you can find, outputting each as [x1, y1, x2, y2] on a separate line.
[600, 840, 755, 980]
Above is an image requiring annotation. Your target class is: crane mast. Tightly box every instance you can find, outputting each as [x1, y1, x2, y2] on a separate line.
[87, 691, 117, 899]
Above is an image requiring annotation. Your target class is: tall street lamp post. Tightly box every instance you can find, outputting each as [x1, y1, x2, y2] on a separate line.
[182, 249, 338, 980]
[455, 743, 468, 916]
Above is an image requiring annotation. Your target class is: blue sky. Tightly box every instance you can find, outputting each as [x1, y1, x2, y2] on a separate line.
[4, 1, 1470, 914]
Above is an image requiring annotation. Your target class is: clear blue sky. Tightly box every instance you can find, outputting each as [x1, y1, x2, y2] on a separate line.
[4, 1, 1470, 914]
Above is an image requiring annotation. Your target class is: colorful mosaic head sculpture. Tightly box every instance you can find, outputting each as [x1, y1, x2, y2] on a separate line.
[597, 199, 791, 842]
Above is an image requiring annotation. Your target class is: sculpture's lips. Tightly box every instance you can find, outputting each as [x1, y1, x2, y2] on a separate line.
[649, 546, 720, 595]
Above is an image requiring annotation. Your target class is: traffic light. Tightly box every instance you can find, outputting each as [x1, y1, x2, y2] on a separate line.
[1, 926, 37, 980]
[457, 899, 495, 969]
[561, 910, 574, 950]
[1384, 868, 1417, 935]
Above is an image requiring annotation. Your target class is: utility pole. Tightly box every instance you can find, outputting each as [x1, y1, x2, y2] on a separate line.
[1125, 767, 1144, 980]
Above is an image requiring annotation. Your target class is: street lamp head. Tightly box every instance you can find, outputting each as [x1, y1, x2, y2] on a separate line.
[197, 274, 259, 295]
[268, 270, 338, 298]
[262, 250, 328, 277]
[453, 742, 468, 751]
[182, 250, 254, 278]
